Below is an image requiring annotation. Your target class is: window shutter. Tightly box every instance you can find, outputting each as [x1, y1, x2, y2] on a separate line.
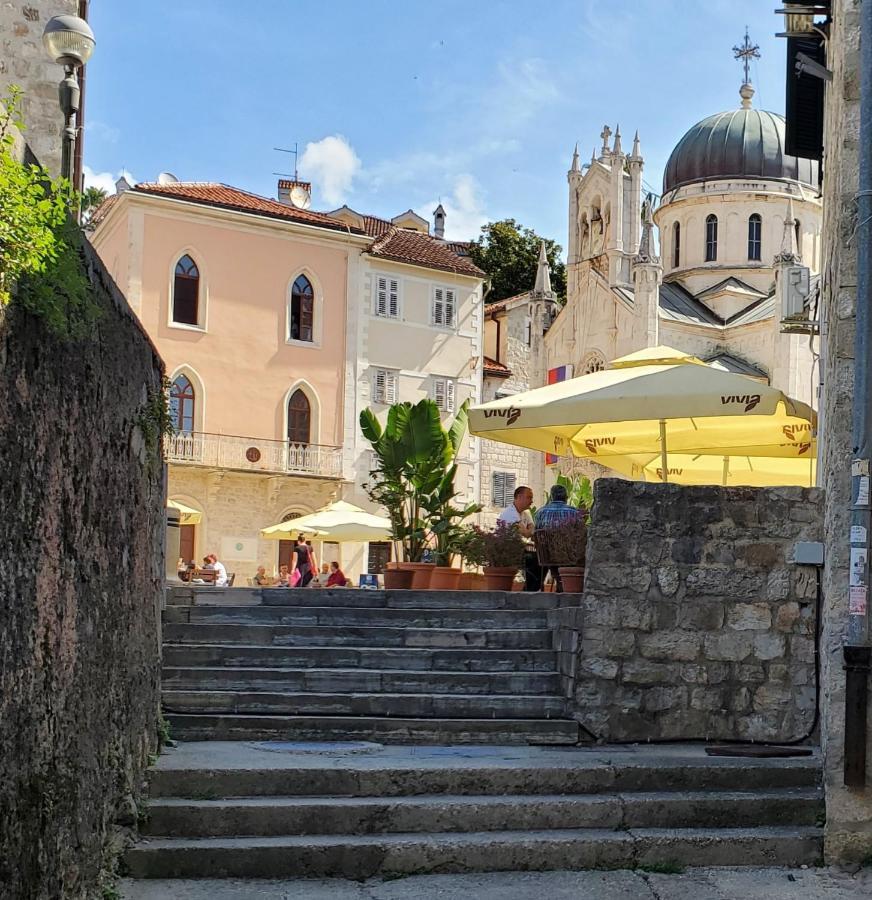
[492, 471, 516, 508]
[374, 369, 386, 403]
[389, 279, 399, 318]
[375, 276, 388, 316]
[434, 378, 445, 410]
[445, 289, 456, 328]
[432, 287, 444, 326]
[446, 379, 455, 412]
[385, 370, 398, 404]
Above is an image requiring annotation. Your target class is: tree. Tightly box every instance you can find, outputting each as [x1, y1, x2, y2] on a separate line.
[80, 185, 108, 223]
[467, 219, 566, 304]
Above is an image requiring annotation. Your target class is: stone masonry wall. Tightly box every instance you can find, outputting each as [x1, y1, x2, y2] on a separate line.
[0, 230, 164, 897]
[560, 479, 823, 742]
[0, 1, 79, 179]
[818, 0, 872, 864]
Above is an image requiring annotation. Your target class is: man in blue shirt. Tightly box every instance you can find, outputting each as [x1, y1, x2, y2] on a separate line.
[534, 484, 583, 591]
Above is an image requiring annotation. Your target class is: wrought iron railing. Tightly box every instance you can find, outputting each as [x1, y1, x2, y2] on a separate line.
[165, 432, 342, 478]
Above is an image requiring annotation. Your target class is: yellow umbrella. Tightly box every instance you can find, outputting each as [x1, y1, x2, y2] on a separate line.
[469, 346, 816, 482]
[167, 499, 202, 525]
[261, 500, 392, 543]
[604, 449, 816, 487]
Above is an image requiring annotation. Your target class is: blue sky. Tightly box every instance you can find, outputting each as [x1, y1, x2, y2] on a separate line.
[84, 0, 788, 250]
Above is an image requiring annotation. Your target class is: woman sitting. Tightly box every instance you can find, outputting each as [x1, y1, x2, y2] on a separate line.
[326, 561, 348, 587]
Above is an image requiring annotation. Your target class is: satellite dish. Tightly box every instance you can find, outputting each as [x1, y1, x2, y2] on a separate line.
[289, 185, 311, 209]
[157, 171, 180, 185]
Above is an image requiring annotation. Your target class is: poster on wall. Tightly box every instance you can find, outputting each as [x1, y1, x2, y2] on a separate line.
[220, 537, 258, 561]
[545, 365, 573, 466]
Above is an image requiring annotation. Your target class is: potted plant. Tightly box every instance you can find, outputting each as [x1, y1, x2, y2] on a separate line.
[454, 528, 487, 590]
[361, 398, 475, 590]
[476, 522, 526, 591]
[536, 516, 587, 592]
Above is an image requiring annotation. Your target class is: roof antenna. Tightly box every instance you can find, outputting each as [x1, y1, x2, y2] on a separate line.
[273, 143, 300, 180]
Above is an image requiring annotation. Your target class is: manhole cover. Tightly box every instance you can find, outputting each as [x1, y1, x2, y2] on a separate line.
[248, 741, 383, 755]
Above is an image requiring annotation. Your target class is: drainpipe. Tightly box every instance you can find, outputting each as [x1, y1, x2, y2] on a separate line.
[72, 0, 89, 195]
[845, 0, 872, 788]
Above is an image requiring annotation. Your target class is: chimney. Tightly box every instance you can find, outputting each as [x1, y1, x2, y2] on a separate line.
[433, 203, 446, 240]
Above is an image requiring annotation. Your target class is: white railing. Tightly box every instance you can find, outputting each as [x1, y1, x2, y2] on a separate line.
[166, 432, 343, 478]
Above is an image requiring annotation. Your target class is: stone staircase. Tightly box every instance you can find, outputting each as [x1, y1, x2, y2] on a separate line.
[126, 742, 823, 879]
[161, 587, 578, 745]
[132, 587, 824, 881]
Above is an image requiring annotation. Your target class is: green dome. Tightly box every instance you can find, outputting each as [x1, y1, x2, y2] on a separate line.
[663, 105, 818, 194]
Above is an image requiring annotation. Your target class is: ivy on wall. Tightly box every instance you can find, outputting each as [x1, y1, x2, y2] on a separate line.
[0, 87, 100, 337]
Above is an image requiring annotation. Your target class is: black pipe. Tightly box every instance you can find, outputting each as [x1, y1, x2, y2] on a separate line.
[844, 646, 871, 785]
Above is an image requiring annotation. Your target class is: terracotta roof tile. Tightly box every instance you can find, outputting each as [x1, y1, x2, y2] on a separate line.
[132, 182, 364, 234]
[483, 355, 512, 377]
[361, 214, 393, 237]
[368, 226, 485, 278]
[484, 291, 531, 313]
[87, 193, 120, 228]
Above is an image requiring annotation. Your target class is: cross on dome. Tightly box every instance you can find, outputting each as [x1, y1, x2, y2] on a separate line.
[732, 26, 760, 87]
[600, 125, 612, 154]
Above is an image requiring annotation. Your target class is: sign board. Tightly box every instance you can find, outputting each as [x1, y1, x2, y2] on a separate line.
[220, 537, 258, 561]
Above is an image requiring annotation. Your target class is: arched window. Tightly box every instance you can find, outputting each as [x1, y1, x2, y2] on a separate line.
[287, 389, 311, 445]
[794, 219, 801, 254]
[705, 215, 718, 262]
[672, 221, 681, 268]
[173, 255, 200, 325]
[748, 214, 762, 261]
[169, 375, 195, 433]
[290, 275, 314, 342]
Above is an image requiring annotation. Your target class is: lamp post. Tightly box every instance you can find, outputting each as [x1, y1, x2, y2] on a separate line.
[42, 14, 95, 185]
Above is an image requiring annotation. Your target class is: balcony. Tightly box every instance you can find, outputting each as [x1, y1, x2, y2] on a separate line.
[165, 432, 343, 479]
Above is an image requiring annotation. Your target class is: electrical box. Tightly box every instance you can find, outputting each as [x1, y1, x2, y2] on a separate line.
[781, 265, 810, 318]
[794, 541, 824, 566]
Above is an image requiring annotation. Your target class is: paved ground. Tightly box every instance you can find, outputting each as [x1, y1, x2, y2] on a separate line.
[120, 867, 872, 899]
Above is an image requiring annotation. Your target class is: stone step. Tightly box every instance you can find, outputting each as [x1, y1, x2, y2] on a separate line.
[123, 825, 823, 879]
[163, 605, 549, 629]
[162, 623, 553, 650]
[167, 588, 564, 611]
[161, 667, 561, 696]
[162, 689, 567, 720]
[161, 644, 559, 673]
[147, 745, 821, 798]
[162, 714, 579, 746]
[142, 788, 823, 838]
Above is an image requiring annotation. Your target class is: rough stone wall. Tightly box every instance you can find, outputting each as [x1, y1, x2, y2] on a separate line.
[563, 480, 822, 742]
[0, 236, 164, 898]
[819, 0, 872, 863]
[0, 0, 78, 179]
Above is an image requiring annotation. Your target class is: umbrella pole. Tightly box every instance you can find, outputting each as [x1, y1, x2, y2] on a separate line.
[659, 420, 668, 483]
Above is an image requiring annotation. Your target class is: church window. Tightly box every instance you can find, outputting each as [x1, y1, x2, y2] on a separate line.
[748, 214, 762, 261]
[169, 375, 195, 433]
[525, 317, 532, 346]
[172, 255, 200, 325]
[705, 215, 718, 262]
[672, 222, 681, 268]
[582, 351, 606, 375]
[794, 219, 801, 254]
[290, 274, 314, 342]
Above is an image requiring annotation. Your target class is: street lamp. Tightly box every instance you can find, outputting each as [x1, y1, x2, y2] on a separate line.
[42, 14, 95, 183]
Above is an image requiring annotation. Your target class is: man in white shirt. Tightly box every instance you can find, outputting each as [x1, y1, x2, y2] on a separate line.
[207, 553, 228, 587]
[497, 485, 541, 590]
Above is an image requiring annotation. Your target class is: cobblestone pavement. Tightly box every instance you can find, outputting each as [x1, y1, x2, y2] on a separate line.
[121, 866, 872, 899]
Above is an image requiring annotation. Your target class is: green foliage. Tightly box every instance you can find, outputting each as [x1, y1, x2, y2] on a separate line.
[137, 377, 173, 468]
[157, 713, 172, 747]
[0, 87, 69, 305]
[81, 185, 109, 219]
[361, 398, 479, 563]
[468, 218, 566, 304]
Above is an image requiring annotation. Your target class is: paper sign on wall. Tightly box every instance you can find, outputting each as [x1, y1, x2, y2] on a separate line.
[850, 586, 868, 616]
[851, 525, 867, 545]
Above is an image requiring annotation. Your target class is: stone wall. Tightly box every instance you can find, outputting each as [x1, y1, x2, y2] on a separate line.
[0, 233, 164, 897]
[0, 0, 79, 179]
[818, 0, 872, 863]
[561, 479, 823, 742]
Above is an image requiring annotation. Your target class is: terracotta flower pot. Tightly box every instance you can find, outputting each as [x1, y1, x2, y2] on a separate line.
[404, 562, 435, 590]
[459, 572, 486, 591]
[558, 566, 585, 593]
[383, 563, 414, 590]
[483, 566, 518, 592]
[430, 566, 461, 591]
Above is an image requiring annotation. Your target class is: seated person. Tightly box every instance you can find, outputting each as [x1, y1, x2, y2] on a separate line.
[310, 563, 331, 587]
[253, 565, 271, 586]
[326, 561, 348, 587]
[205, 553, 228, 587]
[498, 484, 540, 591]
[274, 564, 291, 587]
[534, 484, 583, 592]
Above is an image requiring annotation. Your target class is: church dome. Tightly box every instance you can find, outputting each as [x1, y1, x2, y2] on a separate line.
[662, 88, 819, 194]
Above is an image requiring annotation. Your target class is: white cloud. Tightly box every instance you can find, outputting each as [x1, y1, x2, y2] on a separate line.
[83, 165, 135, 194]
[299, 135, 361, 207]
[420, 174, 487, 242]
